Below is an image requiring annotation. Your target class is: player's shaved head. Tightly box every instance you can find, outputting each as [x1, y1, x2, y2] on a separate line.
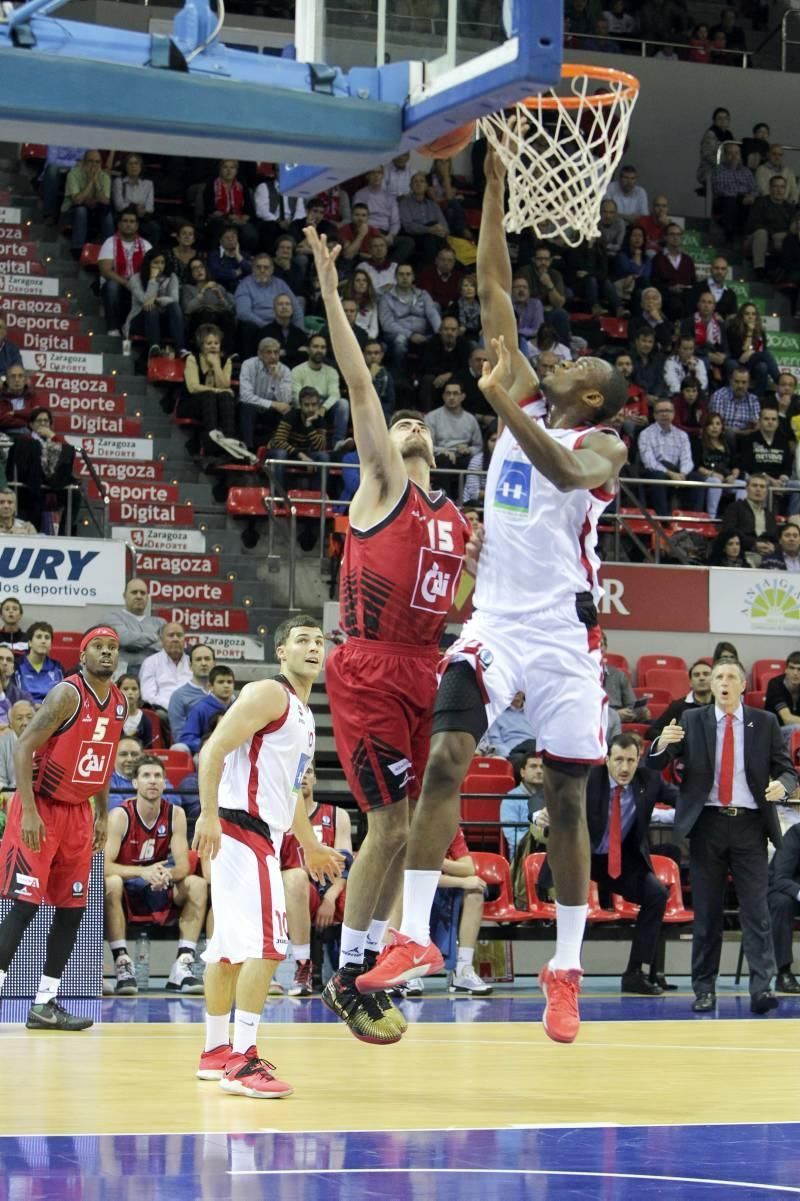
[543, 357, 628, 423]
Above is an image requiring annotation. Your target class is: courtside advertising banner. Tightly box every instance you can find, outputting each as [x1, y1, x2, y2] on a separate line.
[709, 568, 800, 635]
[0, 537, 125, 606]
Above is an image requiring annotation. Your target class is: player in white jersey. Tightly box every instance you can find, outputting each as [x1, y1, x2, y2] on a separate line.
[358, 143, 628, 1046]
[191, 614, 344, 1099]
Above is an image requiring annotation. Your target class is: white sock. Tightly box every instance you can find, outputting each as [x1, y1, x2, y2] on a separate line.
[34, 974, 60, 1006]
[456, 946, 474, 973]
[109, 940, 127, 954]
[399, 870, 440, 944]
[292, 943, 311, 962]
[204, 1011, 231, 1052]
[365, 919, 388, 955]
[339, 925, 367, 968]
[550, 903, 589, 972]
[232, 1008, 261, 1055]
[178, 940, 197, 954]
[0, 968, 6, 994]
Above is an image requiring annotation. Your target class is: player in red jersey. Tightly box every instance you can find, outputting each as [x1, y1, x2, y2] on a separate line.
[281, 761, 353, 996]
[0, 626, 126, 1030]
[303, 226, 480, 1043]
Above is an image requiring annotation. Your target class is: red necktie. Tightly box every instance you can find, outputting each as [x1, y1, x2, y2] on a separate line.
[608, 786, 622, 879]
[719, 712, 735, 806]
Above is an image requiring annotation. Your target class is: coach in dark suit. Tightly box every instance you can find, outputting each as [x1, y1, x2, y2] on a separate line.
[588, 733, 678, 996]
[768, 822, 800, 994]
[650, 659, 796, 1013]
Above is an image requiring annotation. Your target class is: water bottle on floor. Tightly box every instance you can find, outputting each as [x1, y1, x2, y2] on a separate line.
[135, 931, 150, 991]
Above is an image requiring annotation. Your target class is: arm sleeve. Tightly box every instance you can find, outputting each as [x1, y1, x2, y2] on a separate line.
[425, 293, 442, 333]
[238, 360, 265, 409]
[234, 280, 255, 323]
[179, 704, 205, 754]
[378, 296, 400, 338]
[137, 659, 158, 706]
[637, 428, 660, 473]
[679, 431, 694, 476]
[500, 796, 526, 860]
[468, 415, 483, 456]
[167, 692, 188, 741]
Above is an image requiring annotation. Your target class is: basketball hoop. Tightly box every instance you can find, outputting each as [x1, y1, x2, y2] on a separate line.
[478, 64, 640, 247]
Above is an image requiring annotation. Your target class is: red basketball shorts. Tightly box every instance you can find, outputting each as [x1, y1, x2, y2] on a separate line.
[0, 793, 94, 909]
[326, 638, 440, 812]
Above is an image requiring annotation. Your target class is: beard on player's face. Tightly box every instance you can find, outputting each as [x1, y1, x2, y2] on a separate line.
[399, 432, 435, 468]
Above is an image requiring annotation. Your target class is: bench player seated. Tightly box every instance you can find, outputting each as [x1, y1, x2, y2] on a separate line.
[104, 753, 208, 994]
[281, 761, 353, 997]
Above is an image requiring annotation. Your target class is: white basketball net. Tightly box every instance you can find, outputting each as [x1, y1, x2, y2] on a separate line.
[478, 69, 639, 248]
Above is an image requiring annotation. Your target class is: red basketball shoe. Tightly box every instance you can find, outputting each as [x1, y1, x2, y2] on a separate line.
[355, 929, 443, 994]
[538, 965, 583, 1044]
[196, 1043, 232, 1080]
[219, 1047, 294, 1098]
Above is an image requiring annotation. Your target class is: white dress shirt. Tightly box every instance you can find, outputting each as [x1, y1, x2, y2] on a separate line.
[138, 650, 193, 710]
[707, 703, 757, 810]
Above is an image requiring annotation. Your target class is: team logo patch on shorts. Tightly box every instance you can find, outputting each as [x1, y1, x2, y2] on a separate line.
[72, 881, 84, 896]
[493, 459, 532, 516]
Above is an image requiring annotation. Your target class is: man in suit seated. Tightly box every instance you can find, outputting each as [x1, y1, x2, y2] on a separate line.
[768, 821, 800, 994]
[650, 660, 796, 1014]
[586, 733, 677, 996]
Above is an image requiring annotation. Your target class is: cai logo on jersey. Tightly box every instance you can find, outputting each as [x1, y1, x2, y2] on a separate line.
[71, 740, 113, 784]
[410, 548, 462, 614]
[493, 459, 532, 516]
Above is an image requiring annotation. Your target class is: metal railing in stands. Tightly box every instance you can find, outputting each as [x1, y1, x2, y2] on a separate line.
[565, 30, 750, 67]
[782, 7, 800, 71]
[2, 478, 85, 538]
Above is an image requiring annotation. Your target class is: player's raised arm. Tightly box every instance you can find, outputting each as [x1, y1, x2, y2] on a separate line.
[194, 680, 289, 859]
[13, 681, 80, 852]
[479, 337, 627, 492]
[304, 227, 403, 492]
[478, 142, 539, 401]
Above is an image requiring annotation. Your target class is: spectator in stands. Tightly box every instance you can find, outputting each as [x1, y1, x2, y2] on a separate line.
[170, 221, 200, 285]
[740, 403, 795, 504]
[207, 225, 252, 294]
[511, 276, 545, 341]
[630, 287, 673, 354]
[39, 145, 85, 225]
[0, 488, 36, 536]
[764, 652, 800, 744]
[605, 165, 649, 226]
[713, 641, 740, 664]
[613, 351, 649, 441]
[417, 246, 463, 311]
[599, 198, 627, 260]
[725, 303, 779, 397]
[290, 334, 349, 449]
[520, 247, 571, 346]
[587, 734, 676, 995]
[291, 196, 338, 251]
[446, 274, 482, 345]
[104, 754, 208, 995]
[203, 159, 257, 253]
[419, 316, 472, 411]
[340, 202, 381, 264]
[747, 176, 796, 277]
[378, 263, 442, 369]
[453, 346, 493, 430]
[63, 149, 113, 252]
[611, 224, 650, 306]
[235, 253, 304, 360]
[118, 673, 155, 748]
[167, 644, 216, 744]
[0, 316, 22, 381]
[692, 411, 741, 518]
[364, 340, 395, 423]
[111, 153, 159, 245]
[16, 622, 63, 706]
[680, 291, 729, 380]
[174, 664, 235, 755]
[325, 299, 370, 361]
[0, 644, 31, 727]
[720, 473, 779, 556]
[604, 0, 636, 39]
[564, 0, 599, 39]
[0, 364, 34, 434]
[353, 166, 408, 257]
[696, 107, 733, 191]
[261, 292, 308, 369]
[399, 171, 450, 263]
[340, 270, 380, 340]
[630, 328, 667, 405]
[97, 208, 152, 336]
[273, 234, 307, 297]
[708, 530, 749, 567]
[281, 760, 353, 997]
[762, 522, 800, 571]
[756, 145, 799, 206]
[638, 398, 695, 516]
[566, 232, 621, 314]
[254, 174, 306, 252]
[109, 578, 164, 673]
[664, 337, 709, 395]
[384, 152, 412, 200]
[697, 256, 738, 320]
[182, 324, 251, 463]
[357, 233, 397, 293]
[269, 385, 330, 495]
[601, 631, 648, 722]
[647, 660, 713, 739]
[776, 371, 800, 435]
[639, 195, 675, 255]
[426, 381, 483, 502]
[584, 14, 622, 52]
[0, 699, 35, 791]
[0, 598, 28, 657]
[768, 822, 800, 994]
[709, 367, 761, 436]
[711, 143, 758, 241]
[479, 691, 536, 760]
[125, 249, 185, 357]
[110, 735, 143, 806]
[501, 752, 546, 861]
[238, 337, 292, 450]
[710, 7, 746, 52]
[181, 257, 236, 353]
[650, 224, 697, 320]
[4, 407, 78, 534]
[433, 828, 493, 995]
[139, 622, 192, 714]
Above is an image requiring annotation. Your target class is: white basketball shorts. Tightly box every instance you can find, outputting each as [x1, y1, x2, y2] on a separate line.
[203, 822, 288, 964]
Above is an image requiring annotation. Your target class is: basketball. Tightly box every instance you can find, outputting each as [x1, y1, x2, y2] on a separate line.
[417, 121, 476, 159]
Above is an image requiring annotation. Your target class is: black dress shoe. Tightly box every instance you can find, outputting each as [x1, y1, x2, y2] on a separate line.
[750, 991, 779, 1014]
[650, 972, 678, 991]
[776, 971, 800, 995]
[692, 993, 716, 1012]
[621, 969, 663, 996]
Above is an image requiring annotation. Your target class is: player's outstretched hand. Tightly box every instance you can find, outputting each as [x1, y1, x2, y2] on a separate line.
[478, 335, 513, 395]
[305, 844, 346, 885]
[20, 802, 46, 853]
[193, 813, 222, 860]
[464, 521, 484, 577]
[303, 226, 341, 301]
[656, 719, 684, 749]
[92, 811, 108, 853]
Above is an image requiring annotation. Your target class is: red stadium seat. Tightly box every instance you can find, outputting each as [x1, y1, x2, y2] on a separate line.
[460, 794, 503, 853]
[634, 687, 671, 705]
[226, 487, 272, 517]
[751, 659, 785, 691]
[641, 668, 689, 700]
[50, 631, 82, 669]
[605, 652, 631, 677]
[151, 748, 194, 786]
[20, 143, 47, 159]
[670, 510, 718, 539]
[651, 855, 693, 923]
[789, 729, 800, 769]
[598, 316, 629, 341]
[147, 356, 185, 384]
[285, 490, 336, 519]
[744, 690, 765, 709]
[523, 854, 557, 920]
[647, 701, 668, 720]
[637, 654, 687, 685]
[470, 852, 531, 922]
[587, 880, 620, 922]
[80, 242, 100, 269]
[465, 756, 515, 787]
[612, 893, 640, 920]
[621, 723, 649, 738]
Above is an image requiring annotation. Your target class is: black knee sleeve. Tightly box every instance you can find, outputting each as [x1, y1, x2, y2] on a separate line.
[43, 907, 85, 979]
[431, 660, 489, 744]
[0, 900, 38, 972]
